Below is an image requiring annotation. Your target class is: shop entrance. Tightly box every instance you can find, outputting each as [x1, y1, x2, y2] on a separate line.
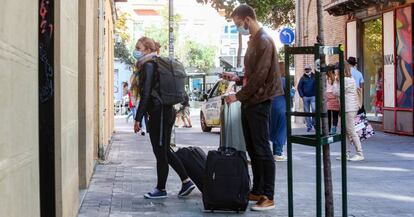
[362, 18, 384, 122]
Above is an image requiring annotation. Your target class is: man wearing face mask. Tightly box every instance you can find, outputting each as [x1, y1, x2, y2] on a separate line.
[221, 4, 283, 211]
[298, 64, 316, 132]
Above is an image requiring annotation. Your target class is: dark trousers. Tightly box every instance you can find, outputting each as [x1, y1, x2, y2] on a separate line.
[241, 100, 275, 200]
[327, 110, 339, 131]
[148, 105, 188, 190]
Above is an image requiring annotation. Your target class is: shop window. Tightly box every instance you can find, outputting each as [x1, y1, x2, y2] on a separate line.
[362, 18, 383, 122]
[396, 7, 413, 109]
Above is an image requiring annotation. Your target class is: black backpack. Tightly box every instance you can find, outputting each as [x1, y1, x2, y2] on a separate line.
[153, 57, 187, 105]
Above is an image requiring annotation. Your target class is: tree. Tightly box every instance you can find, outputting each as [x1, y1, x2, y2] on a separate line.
[278, 47, 294, 68]
[115, 12, 134, 66]
[316, 1, 334, 217]
[144, 7, 181, 57]
[196, 0, 295, 29]
[180, 41, 217, 73]
[197, 0, 295, 68]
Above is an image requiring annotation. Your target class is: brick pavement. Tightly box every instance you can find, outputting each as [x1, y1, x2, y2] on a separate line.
[78, 113, 414, 217]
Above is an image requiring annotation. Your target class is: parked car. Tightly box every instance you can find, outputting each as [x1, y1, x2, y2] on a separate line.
[200, 79, 240, 132]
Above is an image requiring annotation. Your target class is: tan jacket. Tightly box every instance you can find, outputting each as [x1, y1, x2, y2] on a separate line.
[235, 28, 284, 105]
[333, 77, 360, 112]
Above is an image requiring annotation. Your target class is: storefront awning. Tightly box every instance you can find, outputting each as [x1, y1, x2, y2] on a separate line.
[325, 0, 403, 16]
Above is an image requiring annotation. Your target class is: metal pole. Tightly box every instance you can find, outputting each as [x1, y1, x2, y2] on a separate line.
[339, 45, 348, 217]
[285, 45, 294, 217]
[315, 44, 322, 217]
[169, 0, 176, 146]
[169, 0, 174, 59]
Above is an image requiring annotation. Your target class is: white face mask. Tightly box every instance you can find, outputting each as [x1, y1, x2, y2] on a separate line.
[237, 22, 250, 35]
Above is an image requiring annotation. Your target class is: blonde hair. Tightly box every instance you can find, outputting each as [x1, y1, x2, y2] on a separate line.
[327, 64, 336, 85]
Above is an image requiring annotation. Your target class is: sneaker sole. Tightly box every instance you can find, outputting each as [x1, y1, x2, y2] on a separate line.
[178, 185, 196, 198]
[251, 205, 276, 211]
[144, 194, 168, 199]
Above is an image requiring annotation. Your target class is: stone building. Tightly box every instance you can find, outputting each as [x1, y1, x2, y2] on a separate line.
[0, 0, 116, 216]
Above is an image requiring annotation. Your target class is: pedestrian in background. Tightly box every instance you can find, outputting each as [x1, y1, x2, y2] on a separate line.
[175, 93, 192, 128]
[347, 57, 365, 113]
[223, 4, 283, 211]
[298, 64, 316, 132]
[133, 36, 195, 199]
[270, 72, 287, 162]
[126, 83, 136, 123]
[333, 62, 365, 161]
[326, 64, 340, 134]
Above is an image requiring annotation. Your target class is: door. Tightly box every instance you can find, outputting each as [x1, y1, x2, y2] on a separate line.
[383, 11, 396, 132]
[207, 80, 229, 125]
[362, 18, 384, 122]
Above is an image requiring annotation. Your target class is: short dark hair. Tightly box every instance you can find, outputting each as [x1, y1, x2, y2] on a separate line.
[231, 4, 256, 20]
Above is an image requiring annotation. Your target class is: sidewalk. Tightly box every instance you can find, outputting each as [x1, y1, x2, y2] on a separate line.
[78, 115, 414, 217]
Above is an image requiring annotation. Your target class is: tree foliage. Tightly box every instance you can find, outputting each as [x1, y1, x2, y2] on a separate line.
[144, 7, 182, 57]
[115, 12, 134, 65]
[180, 41, 217, 73]
[196, 0, 295, 29]
[144, 7, 217, 73]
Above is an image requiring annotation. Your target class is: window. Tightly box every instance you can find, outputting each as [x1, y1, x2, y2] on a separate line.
[211, 81, 229, 98]
[229, 48, 236, 55]
[362, 18, 383, 122]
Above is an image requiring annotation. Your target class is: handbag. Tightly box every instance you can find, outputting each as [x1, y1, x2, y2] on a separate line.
[354, 112, 375, 141]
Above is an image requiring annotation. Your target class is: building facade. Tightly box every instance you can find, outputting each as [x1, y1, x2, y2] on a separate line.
[0, 0, 116, 217]
[295, 0, 414, 135]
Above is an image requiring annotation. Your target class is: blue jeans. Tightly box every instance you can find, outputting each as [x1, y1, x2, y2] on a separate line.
[303, 96, 316, 129]
[126, 107, 136, 122]
[270, 95, 287, 156]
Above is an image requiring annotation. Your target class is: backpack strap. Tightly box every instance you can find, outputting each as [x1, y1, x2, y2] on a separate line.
[149, 57, 163, 104]
[159, 106, 164, 146]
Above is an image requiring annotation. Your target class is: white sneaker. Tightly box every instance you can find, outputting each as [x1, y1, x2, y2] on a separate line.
[349, 154, 365, 161]
[336, 154, 350, 161]
[274, 155, 287, 162]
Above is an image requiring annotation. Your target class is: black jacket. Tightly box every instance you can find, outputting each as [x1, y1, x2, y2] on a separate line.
[135, 61, 161, 122]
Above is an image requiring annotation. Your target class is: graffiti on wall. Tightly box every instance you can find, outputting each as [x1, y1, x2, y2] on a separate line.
[396, 6, 413, 109]
[38, 0, 56, 216]
[39, 0, 54, 103]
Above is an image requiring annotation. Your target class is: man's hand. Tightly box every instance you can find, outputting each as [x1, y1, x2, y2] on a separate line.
[225, 94, 238, 105]
[221, 72, 240, 82]
[134, 121, 141, 133]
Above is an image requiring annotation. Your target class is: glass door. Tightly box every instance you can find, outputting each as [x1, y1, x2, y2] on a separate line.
[362, 18, 384, 122]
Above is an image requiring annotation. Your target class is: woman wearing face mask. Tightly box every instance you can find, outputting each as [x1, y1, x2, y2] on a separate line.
[133, 37, 195, 199]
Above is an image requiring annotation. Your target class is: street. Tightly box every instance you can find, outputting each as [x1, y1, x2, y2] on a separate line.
[78, 110, 414, 217]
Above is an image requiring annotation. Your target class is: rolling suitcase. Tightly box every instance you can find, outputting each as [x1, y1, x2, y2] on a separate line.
[175, 146, 206, 193]
[203, 98, 250, 213]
